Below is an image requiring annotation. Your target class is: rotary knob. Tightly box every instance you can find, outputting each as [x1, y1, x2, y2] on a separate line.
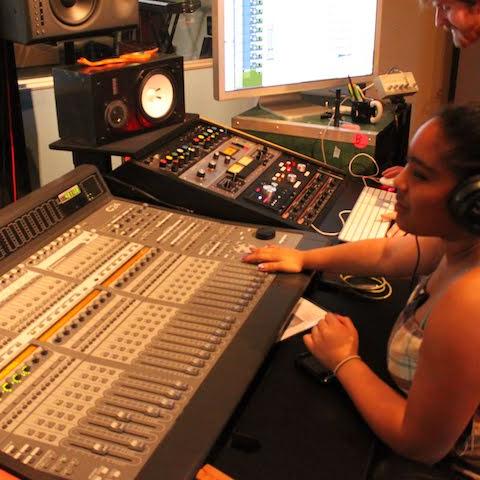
[262, 184, 277, 204]
[196, 168, 206, 180]
[287, 173, 297, 183]
[208, 160, 217, 170]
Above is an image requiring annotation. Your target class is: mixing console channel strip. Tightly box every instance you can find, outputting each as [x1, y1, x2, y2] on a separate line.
[0, 165, 316, 480]
[110, 118, 361, 231]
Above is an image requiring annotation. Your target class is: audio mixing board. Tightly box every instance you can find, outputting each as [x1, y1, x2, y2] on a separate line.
[0, 165, 315, 480]
[111, 118, 359, 231]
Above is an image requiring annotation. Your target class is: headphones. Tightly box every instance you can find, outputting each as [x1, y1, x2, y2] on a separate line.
[448, 175, 480, 234]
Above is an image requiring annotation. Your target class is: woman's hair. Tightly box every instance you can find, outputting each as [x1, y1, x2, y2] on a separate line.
[437, 104, 480, 179]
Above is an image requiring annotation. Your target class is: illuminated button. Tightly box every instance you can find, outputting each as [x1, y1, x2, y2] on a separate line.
[238, 156, 253, 166]
[297, 163, 307, 173]
[222, 146, 238, 157]
[227, 164, 244, 175]
[2, 383, 13, 393]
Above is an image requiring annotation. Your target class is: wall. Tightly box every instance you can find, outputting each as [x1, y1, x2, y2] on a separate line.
[454, 41, 480, 103]
[378, 0, 452, 134]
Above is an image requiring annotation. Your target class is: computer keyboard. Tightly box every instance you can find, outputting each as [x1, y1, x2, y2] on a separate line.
[339, 186, 396, 242]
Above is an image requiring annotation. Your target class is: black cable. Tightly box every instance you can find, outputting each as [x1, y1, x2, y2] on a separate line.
[103, 174, 194, 214]
[409, 235, 421, 292]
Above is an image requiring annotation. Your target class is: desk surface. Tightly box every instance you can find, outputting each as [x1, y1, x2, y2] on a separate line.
[210, 277, 411, 480]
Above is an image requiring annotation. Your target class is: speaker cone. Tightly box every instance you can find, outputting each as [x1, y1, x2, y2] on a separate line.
[139, 71, 175, 122]
[49, 0, 97, 26]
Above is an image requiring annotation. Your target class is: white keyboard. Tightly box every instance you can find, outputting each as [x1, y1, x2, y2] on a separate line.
[339, 186, 396, 242]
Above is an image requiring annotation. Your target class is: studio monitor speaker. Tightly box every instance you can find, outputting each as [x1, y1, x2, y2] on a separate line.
[53, 54, 186, 146]
[0, 0, 139, 44]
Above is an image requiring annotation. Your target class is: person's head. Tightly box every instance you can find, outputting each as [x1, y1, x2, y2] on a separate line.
[394, 104, 480, 239]
[424, 0, 480, 47]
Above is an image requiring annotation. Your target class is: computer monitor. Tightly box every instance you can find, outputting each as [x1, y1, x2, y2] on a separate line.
[213, 0, 383, 119]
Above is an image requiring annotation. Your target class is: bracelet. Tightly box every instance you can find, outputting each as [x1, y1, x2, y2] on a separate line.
[333, 355, 361, 376]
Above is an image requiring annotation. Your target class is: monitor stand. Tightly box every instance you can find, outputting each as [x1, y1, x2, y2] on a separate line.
[258, 93, 330, 121]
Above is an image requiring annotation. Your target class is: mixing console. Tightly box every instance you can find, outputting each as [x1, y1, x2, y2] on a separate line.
[0, 165, 314, 480]
[111, 118, 348, 230]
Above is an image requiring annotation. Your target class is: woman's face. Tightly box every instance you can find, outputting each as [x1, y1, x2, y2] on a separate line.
[433, 0, 480, 47]
[394, 117, 461, 238]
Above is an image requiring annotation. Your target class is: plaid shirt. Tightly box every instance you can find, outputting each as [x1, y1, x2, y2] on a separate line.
[387, 277, 480, 478]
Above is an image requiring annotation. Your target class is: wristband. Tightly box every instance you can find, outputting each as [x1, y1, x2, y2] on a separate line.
[333, 355, 361, 376]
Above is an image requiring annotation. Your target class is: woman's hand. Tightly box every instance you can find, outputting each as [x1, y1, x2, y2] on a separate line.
[242, 245, 305, 273]
[303, 312, 359, 371]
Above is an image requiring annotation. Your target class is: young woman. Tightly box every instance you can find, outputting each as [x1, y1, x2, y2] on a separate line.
[243, 104, 480, 479]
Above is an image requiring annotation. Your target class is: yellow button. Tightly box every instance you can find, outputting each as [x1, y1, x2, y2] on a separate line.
[222, 146, 238, 157]
[228, 164, 244, 174]
[238, 156, 253, 166]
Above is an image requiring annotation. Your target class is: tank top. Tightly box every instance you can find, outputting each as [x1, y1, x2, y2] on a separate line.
[387, 276, 480, 478]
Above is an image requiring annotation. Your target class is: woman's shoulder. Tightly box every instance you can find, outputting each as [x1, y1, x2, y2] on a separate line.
[427, 267, 480, 345]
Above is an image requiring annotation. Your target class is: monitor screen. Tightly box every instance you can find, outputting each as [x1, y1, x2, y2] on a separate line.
[213, 0, 382, 103]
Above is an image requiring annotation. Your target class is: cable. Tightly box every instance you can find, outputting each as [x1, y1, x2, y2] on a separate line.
[348, 152, 380, 186]
[2, 43, 16, 202]
[103, 174, 194, 214]
[410, 235, 421, 292]
[320, 94, 350, 165]
[339, 274, 393, 301]
[311, 210, 350, 237]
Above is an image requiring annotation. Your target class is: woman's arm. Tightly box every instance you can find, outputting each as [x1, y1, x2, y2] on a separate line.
[312, 273, 480, 464]
[243, 234, 443, 278]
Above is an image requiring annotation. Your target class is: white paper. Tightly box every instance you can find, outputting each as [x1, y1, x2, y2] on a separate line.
[280, 297, 327, 341]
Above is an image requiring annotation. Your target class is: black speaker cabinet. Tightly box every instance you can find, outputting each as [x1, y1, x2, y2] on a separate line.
[0, 0, 139, 44]
[53, 54, 186, 146]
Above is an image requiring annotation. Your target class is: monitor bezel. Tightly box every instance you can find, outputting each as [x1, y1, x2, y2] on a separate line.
[213, 0, 383, 101]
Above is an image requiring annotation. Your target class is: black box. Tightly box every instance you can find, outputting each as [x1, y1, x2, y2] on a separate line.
[53, 54, 185, 146]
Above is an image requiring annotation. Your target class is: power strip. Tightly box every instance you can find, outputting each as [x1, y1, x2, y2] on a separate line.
[373, 72, 418, 99]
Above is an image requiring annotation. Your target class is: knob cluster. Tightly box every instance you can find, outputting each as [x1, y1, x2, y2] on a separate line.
[145, 124, 229, 175]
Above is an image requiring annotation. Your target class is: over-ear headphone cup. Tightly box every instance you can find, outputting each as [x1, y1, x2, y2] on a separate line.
[449, 175, 480, 234]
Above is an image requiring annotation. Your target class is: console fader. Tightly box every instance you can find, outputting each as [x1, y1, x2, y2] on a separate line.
[0, 166, 315, 480]
[111, 118, 350, 230]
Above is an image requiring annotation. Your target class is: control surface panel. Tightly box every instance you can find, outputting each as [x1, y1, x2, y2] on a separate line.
[113, 119, 345, 229]
[0, 166, 312, 480]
